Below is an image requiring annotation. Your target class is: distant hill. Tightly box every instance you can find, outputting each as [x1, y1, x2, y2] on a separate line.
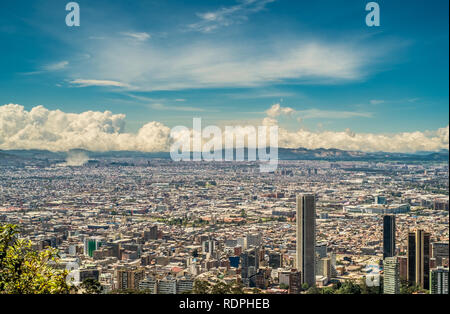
[1, 148, 448, 164]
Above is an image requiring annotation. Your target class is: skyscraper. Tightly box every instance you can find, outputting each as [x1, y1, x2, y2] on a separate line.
[431, 242, 449, 267]
[383, 215, 396, 259]
[296, 194, 316, 287]
[116, 267, 145, 290]
[430, 267, 449, 294]
[407, 230, 431, 289]
[383, 257, 400, 294]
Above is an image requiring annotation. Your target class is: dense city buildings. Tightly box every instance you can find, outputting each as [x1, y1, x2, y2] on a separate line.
[0, 157, 448, 294]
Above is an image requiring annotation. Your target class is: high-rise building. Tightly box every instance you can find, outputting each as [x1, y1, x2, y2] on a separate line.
[431, 242, 449, 267]
[315, 242, 328, 259]
[83, 237, 102, 257]
[383, 257, 400, 294]
[398, 256, 408, 281]
[143, 225, 158, 241]
[383, 215, 396, 259]
[430, 267, 449, 294]
[407, 230, 431, 289]
[116, 267, 145, 290]
[296, 194, 316, 287]
[246, 233, 262, 248]
[317, 257, 332, 282]
[268, 252, 282, 269]
[288, 269, 302, 294]
[240, 247, 260, 283]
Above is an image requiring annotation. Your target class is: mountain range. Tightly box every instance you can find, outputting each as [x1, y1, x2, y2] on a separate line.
[0, 148, 448, 164]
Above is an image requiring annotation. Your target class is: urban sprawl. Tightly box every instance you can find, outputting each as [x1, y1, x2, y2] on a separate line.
[0, 158, 448, 294]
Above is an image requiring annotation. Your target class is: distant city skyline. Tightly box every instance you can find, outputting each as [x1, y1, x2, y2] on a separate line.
[0, 0, 448, 153]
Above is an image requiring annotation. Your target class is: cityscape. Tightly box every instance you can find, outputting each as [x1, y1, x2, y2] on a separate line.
[0, 0, 448, 301]
[0, 151, 448, 294]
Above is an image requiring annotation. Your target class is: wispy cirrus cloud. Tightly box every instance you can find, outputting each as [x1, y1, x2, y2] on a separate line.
[298, 108, 373, 119]
[43, 60, 69, 71]
[21, 60, 69, 75]
[149, 103, 215, 112]
[120, 32, 151, 41]
[70, 79, 130, 88]
[264, 104, 372, 120]
[188, 0, 276, 33]
[67, 39, 379, 92]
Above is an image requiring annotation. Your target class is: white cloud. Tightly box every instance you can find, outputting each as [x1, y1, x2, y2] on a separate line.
[0, 104, 448, 153]
[0, 104, 169, 152]
[149, 103, 211, 112]
[370, 99, 385, 105]
[297, 109, 373, 119]
[43, 61, 69, 71]
[71, 40, 372, 91]
[277, 126, 449, 153]
[188, 0, 275, 33]
[70, 79, 129, 88]
[266, 103, 295, 117]
[120, 32, 151, 41]
[21, 61, 69, 76]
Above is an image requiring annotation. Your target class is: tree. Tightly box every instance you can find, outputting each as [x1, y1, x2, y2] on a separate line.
[80, 278, 102, 294]
[230, 282, 245, 294]
[279, 283, 289, 290]
[210, 282, 232, 294]
[335, 280, 361, 294]
[0, 224, 71, 294]
[193, 280, 211, 294]
[306, 286, 322, 294]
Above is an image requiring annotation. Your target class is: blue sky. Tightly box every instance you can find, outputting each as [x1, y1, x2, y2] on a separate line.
[0, 0, 448, 136]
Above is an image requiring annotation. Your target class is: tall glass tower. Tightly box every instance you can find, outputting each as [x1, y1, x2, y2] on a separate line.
[296, 194, 316, 288]
[383, 215, 396, 259]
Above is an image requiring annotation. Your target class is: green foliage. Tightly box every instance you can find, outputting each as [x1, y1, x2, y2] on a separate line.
[400, 280, 427, 294]
[302, 279, 383, 295]
[210, 282, 232, 294]
[334, 280, 362, 294]
[0, 224, 70, 294]
[80, 278, 102, 294]
[192, 280, 211, 294]
[306, 286, 322, 294]
[279, 283, 289, 290]
[191, 280, 245, 294]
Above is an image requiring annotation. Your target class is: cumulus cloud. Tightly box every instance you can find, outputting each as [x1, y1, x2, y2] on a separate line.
[277, 126, 449, 153]
[0, 104, 448, 153]
[0, 104, 170, 152]
[266, 103, 296, 117]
